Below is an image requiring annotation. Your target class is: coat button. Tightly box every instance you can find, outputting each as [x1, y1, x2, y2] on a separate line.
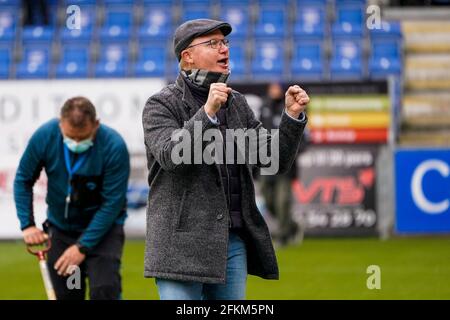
[216, 213, 224, 220]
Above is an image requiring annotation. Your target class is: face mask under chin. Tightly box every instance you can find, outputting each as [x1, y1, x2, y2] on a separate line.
[63, 137, 94, 154]
[182, 69, 230, 89]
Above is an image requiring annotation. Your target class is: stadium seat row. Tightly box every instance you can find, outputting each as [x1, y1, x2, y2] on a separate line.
[0, 0, 402, 80]
[0, 38, 401, 80]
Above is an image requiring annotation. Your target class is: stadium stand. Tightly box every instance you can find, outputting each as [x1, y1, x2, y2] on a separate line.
[386, 10, 450, 146]
[0, 0, 411, 156]
[0, 0, 403, 82]
[0, 47, 11, 78]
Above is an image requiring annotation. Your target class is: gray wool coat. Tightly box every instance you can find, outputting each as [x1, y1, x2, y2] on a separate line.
[142, 75, 307, 284]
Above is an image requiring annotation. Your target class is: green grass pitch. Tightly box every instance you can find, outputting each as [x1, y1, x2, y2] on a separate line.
[0, 237, 449, 300]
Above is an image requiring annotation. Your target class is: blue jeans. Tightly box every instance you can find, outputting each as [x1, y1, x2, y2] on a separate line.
[156, 231, 247, 300]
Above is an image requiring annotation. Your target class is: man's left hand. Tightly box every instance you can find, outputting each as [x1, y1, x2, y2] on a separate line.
[54, 245, 86, 276]
[285, 85, 310, 119]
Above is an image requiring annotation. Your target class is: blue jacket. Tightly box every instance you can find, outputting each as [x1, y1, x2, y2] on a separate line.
[14, 119, 130, 250]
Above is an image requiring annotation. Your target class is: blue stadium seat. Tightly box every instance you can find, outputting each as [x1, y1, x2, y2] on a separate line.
[332, 5, 364, 38]
[369, 21, 402, 40]
[291, 41, 324, 80]
[251, 40, 284, 78]
[61, 5, 96, 44]
[0, 8, 17, 44]
[61, 46, 90, 63]
[181, 7, 212, 22]
[258, 0, 289, 6]
[166, 59, 180, 79]
[0, 0, 21, 6]
[139, 6, 172, 42]
[0, 47, 11, 78]
[133, 59, 165, 77]
[64, 5, 96, 30]
[95, 61, 127, 77]
[99, 8, 133, 43]
[293, 4, 326, 40]
[56, 61, 89, 78]
[166, 57, 180, 79]
[330, 39, 364, 80]
[62, 0, 96, 4]
[60, 28, 93, 45]
[98, 44, 128, 63]
[127, 183, 150, 210]
[335, 0, 366, 5]
[369, 39, 402, 79]
[371, 39, 401, 59]
[22, 26, 55, 45]
[16, 46, 50, 79]
[142, 0, 175, 7]
[103, 0, 135, 5]
[369, 56, 401, 79]
[95, 44, 129, 77]
[220, 0, 250, 5]
[56, 46, 89, 78]
[229, 43, 246, 79]
[254, 8, 287, 39]
[133, 44, 166, 77]
[297, 0, 327, 4]
[181, 0, 213, 8]
[333, 39, 363, 59]
[220, 6, 250, 40]
[330, 57, 363, 80]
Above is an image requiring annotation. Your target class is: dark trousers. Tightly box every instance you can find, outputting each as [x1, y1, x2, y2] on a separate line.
[46, 224, 124, 300]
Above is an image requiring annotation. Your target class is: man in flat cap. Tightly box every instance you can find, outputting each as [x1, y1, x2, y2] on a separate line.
[142, 19, 310, 300]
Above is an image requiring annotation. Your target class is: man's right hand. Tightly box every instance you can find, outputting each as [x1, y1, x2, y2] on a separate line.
[23, 226, 48, 245]
[204, 83, 232, 118]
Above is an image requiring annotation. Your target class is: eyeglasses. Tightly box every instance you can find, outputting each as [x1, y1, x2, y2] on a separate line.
[186, 38, 230, 50]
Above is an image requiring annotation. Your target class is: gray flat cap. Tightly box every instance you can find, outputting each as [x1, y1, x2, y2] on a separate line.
[173, 19, 232, 61]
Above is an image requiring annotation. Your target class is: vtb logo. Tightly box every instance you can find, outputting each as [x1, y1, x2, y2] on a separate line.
[292, 168, 375, 205]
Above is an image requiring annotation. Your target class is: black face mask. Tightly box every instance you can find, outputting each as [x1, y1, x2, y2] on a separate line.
[182, 69, 230, 89]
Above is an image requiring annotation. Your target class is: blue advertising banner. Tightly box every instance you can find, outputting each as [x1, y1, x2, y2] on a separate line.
[395, 149, 450, 234]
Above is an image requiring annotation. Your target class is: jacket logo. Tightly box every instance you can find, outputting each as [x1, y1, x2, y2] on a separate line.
[86, 182, 97, 190]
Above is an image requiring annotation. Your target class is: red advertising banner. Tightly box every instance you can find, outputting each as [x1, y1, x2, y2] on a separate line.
[292, 145, 379, 236]
[310, 129, 388, 144]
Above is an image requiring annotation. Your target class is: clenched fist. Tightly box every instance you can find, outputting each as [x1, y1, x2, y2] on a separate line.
[285, 85, 310, 119]
[23, 226, 48, 245]
[204, 83, 232, 117]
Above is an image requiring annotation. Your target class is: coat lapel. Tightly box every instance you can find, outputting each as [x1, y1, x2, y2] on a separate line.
[225, 93, 245, 131]
[175, 75, 201, 119]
